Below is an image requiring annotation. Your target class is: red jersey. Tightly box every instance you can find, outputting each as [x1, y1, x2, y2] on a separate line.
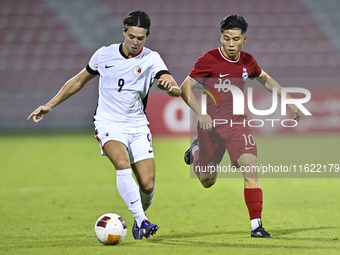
[188, 47, 262, 121]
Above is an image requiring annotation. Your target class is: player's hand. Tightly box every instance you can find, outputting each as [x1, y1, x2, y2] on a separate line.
[157, 79, 172, 91]
[288, 104, 301, 122]
[199, 114, 213, 131]
[27, 105, 52, 123]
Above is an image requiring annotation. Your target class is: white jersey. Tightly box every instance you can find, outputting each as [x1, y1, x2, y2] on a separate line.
[86, 43, 169, 132]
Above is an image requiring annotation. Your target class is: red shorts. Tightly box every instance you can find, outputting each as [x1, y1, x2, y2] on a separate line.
[197, 124, 257, 167]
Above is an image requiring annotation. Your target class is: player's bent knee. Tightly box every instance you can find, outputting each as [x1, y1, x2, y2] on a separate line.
[240, 160, 256, 169]
[114, 160, 131, 170]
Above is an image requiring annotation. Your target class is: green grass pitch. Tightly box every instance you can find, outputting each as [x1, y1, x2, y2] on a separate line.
[1, 133, 340, 255]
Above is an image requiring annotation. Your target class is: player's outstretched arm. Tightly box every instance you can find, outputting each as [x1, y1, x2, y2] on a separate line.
[27, 68, 97, 123]
[157, 74, 181, 97]
[180, 77, 212, 131]
[255, 71, 301, 122]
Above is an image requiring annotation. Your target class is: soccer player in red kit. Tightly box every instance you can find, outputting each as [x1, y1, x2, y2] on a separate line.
[181, 14, 301, 237]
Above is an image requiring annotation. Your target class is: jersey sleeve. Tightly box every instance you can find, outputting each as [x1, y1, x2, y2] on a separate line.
[151, 52, 171, 79]
[86, 48, 100, 75]
[248, 56, 262, 79]
[188, 52, 213, 83]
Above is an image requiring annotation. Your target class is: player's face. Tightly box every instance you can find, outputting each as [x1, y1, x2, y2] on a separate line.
[220, 29, 247, 60]
[123, 26, 148, 57]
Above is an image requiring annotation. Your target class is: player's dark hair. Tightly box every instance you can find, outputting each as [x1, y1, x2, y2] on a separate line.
[123, 10, 151, 36]
[220, 14, 248, 34]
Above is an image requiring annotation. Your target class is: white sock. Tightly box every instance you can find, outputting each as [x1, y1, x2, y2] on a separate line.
[139, 186, 155, 213]
[116, 169, 147, 228]
[192, 145, 199, 156]
[251, 218, 262, 231]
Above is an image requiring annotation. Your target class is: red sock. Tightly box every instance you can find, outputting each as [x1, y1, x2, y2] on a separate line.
[244, 188, 263, 220]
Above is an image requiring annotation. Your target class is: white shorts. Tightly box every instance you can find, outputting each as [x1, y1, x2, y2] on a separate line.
[94, 124, 154, 164]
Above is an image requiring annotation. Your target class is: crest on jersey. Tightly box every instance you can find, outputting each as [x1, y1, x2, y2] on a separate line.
[133, 66, 143, 76]
[242, 68, 248, 81]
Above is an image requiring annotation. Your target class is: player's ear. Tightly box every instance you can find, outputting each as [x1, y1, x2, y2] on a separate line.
[122, 27, 129, 37]
[243, 35, 247, 44]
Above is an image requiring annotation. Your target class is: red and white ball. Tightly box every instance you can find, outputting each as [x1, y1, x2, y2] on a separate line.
[94, 213, 127, 245]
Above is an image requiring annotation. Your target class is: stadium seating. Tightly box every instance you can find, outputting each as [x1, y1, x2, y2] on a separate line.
[0, 0, 96, 130]
[99, 0, 340, 80]
[1, 0, 340, 131]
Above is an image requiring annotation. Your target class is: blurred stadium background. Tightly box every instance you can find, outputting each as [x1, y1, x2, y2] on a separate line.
[1, 2, 340, 253]
[1, 0, 340, 135]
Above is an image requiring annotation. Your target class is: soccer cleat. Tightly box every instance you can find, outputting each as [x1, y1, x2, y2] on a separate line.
[184, 137, 199, 165]
[140, 219, 158, 238]
[251, 225, 273, 238]
[132, 219, 143, 239]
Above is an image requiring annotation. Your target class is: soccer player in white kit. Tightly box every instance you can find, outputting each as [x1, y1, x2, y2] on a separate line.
[27, 10, 181, 239]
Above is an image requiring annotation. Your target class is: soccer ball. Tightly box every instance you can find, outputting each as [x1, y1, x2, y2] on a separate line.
[94, 213, 127, 245]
